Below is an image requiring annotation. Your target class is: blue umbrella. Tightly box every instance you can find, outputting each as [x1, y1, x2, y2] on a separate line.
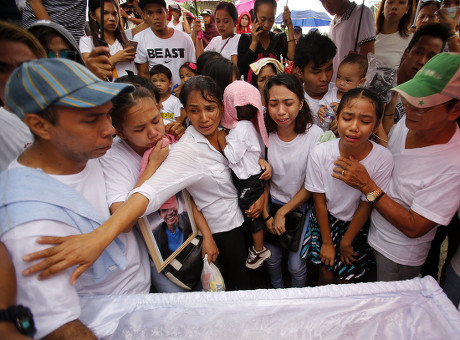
[275, 9, 331, 27]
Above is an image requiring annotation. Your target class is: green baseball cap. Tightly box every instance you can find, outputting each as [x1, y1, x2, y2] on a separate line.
[393, 52, 460, 108]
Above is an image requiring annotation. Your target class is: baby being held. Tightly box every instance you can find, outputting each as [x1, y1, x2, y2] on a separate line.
[319, 53, 368, 131]
[218, 81, 271, 270]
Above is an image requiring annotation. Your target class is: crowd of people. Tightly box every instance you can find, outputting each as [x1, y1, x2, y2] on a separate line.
[0, 0, 459, 338]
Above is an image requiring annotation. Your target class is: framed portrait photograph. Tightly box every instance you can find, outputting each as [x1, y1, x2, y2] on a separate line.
[138, 190, 199, 272]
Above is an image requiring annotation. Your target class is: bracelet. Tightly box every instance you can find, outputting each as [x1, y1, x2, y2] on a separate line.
[287, 39, 295, 42]
[448, 32, 459, 40]
[263, 215, 273, 222]
[373, 134, 388, 143]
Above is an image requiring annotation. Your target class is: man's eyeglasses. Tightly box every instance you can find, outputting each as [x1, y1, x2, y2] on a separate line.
[401, 97, 452, 115]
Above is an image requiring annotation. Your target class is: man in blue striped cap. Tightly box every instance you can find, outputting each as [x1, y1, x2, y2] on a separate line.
[0, 58, 152, 339]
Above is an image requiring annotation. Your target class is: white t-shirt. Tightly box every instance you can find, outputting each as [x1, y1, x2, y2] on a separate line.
[79, 30, 137, 78]
[329, 3, 376, 80]
[267, 125, 323, 203]
[161, 94, 182, 125]
[305, 139, 394, 221]
[224, 120, 262, 180]
[204, 34, 241, 61]
[134, 28, 196, 88]
[369, 117, 460, 266]
[375, 32, 412, 69]
[304, 83, 339, 127]
[168, 20, 184, 32]
[1, 159, 150, 338]
[100, 137, 142, 206]
[0, 107, 32, 172]
[132, 126, 244, 234]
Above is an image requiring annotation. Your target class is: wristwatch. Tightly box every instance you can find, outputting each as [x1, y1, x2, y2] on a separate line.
[0, 305, 36, 337]
[366, 188, 384, 205]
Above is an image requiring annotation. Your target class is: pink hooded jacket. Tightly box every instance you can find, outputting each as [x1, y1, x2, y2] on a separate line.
[221, 80, 268, 147]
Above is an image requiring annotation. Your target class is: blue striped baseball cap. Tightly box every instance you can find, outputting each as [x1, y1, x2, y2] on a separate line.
[5, 58, 135, 120]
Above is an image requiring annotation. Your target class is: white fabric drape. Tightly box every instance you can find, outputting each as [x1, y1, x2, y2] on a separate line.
[80, 276, 460, 339]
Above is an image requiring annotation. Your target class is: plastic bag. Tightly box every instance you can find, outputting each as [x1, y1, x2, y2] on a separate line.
[364, 53, 397, 105]
[201, 254, 225, 292]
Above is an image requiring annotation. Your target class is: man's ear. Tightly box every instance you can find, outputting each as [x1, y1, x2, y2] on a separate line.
[23, 114, 53, 140]
[447, 100, 460, 121]
[293, 66, 303, 79]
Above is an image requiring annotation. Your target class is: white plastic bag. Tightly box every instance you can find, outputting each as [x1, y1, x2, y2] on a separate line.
[201, 254, 225, 292]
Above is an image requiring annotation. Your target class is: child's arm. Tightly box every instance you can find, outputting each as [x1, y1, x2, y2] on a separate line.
[190, 197, 218, 263]
[271, 188, 311, 236]
[313, 192, 335, 267]
[339, 200, 372, 265]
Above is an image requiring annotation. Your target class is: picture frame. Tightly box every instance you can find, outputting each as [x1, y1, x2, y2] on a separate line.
[138, 190, 199, 272]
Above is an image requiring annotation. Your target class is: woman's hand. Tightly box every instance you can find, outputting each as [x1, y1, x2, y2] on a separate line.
[22, 231, 108, 285]
[245, 193, 264, 220]
[111, 47, 136, 64]
[339, 241, 358, 266]
[318, 105, 327, 122]
[328, 117, 338, 135]
[272, 211, 286, 235]
[282, 6, 292, 27]
[438, 8, 460, 33]
[320, 243, 335, 267]
[192, 19, 202, 34]
[85, 46, 113, 81]
[165, 122, 185, 140]
[202, 235, 219, 263]
[148, 139, 169, 169]
[332, 156, 374, 193]
[250, 20, 263, 43]
[265, 216, 276, 235]
[258, 158, 271, 180]
[330, 102, 339, 113]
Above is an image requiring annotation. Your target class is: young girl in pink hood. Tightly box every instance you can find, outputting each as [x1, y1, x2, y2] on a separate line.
[237, 11, 252, 34]
[218, 80, 271, 269]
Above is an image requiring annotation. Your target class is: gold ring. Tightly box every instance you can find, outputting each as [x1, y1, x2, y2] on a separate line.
[342, 169, 345, 176]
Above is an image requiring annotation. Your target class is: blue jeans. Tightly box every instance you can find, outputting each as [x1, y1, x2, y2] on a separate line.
[264, 200, 310, 288]
[443, 264, 460, 309]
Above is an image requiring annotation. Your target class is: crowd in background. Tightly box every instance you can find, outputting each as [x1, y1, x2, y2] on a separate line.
[0, 0, 460, 339]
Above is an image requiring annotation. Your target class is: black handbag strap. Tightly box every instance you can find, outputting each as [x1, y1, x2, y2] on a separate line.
[354, 0, 366, 52]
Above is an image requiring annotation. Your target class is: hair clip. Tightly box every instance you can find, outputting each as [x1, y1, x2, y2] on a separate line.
[188, 63, 197, 71]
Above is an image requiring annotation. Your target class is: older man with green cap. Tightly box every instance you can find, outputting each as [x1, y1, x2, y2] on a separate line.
[0, 58, 152, 339]
[332, 52, 460, 282]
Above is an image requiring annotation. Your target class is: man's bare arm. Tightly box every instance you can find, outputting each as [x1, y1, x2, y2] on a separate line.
[42, 320, 97, 340]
